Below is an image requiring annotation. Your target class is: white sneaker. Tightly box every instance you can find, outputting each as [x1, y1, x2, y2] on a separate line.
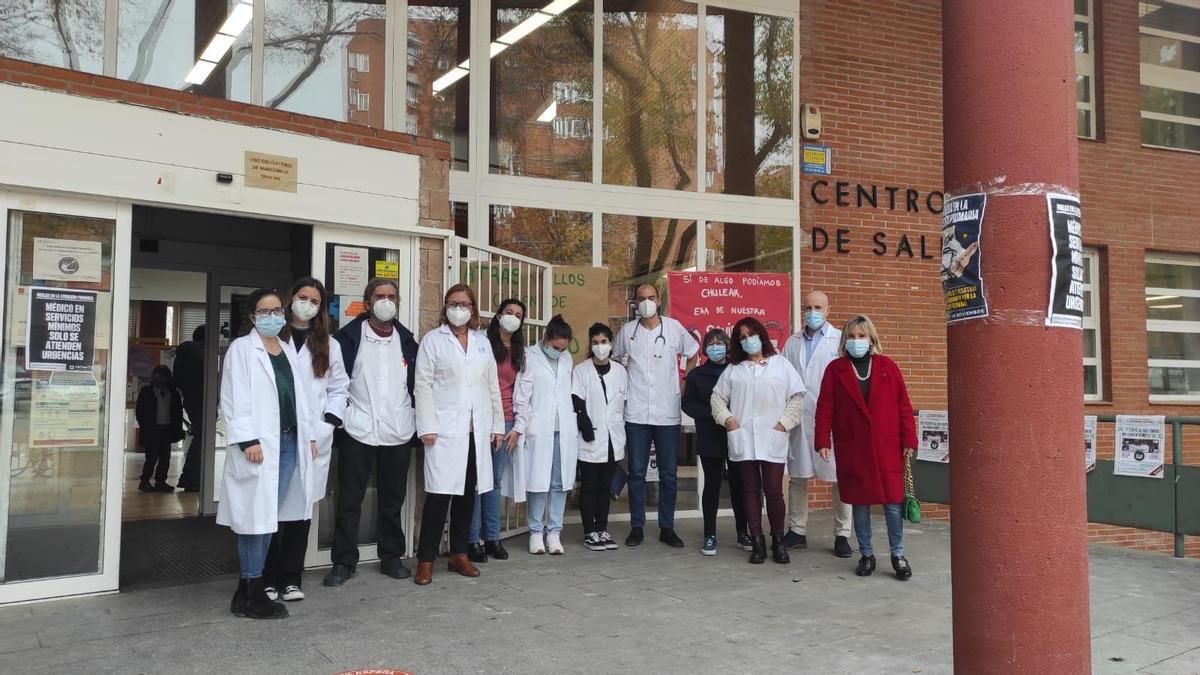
[264, 585, 279, 601]
[584, 532, 607, 552]
[280, 585, 305, 602]
[600, 531, 619, 550]
[546, 531, 564, 555]
[529, 532, 546, 554]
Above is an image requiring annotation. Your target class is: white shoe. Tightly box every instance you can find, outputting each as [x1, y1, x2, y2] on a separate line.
[546, 531, 564, 555]
[600, 531, 619, 550]
[529, 532, 546, 554]
[264, 585, 279, 601]
[280, 585, 305, 601]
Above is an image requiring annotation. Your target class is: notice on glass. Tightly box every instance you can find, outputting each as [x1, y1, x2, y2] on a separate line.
[32, 238, 102, 283]
[26, 287, 96, 372]
[374, 260, 399, 280]
[941, 193, 988, 323]
[646, 442, 659, 483]
[917, 410, 950, 463]
[333, 246, 369, 297]
[1114, 415, 1165, 478]
[1046, 193, 1085, 329]
[30, 373, 101, 447]
[1084, 415, 1097, 473]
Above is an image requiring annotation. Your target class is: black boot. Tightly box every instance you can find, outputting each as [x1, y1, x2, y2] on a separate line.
[485, 540, 509, 560]
[243, 577, 288, 620]
[771, 536, 791, 564]
[891, 555, 913, 581]
[856, 555, 877, 577]
[467, 543, 488, 564]
[749, 535, 767, 564]
[229, 579, 247, 616]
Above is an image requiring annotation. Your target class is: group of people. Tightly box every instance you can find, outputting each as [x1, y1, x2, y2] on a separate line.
[133, 326, 206, 494]
[215, 277, 918, 621]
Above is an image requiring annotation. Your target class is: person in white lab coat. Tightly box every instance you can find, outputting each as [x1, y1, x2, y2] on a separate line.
[780, 291, 853, 558]
[711, 317, 806, 565]
[572, 323, 627, 552]
[613, 283, 700, 548]
[263, 277, 348, 601]
[218, 288, 318, 620]
[413, 284, 505, 585]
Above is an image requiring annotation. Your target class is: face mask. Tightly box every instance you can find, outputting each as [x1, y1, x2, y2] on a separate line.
[542, 344, 563, 361]
[804, 310, 825, 331]
[741, 335, 763, 355]
[498, 314, 522, 334]
[592, 343, 612, 361]
[637, 298, 658, 319]
[446, 306, 472, 327]
[372, 298, 397, 323]
[291, 299, 319, 322]
[255, 314, 286, 338]
[846, 338, 871, 358]
[705, 344, 727, 362]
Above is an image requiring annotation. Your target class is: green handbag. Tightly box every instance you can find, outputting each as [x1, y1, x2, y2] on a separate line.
[903, 455, 922, 523]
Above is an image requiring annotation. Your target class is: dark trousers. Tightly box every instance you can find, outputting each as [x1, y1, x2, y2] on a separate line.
[139, 425, 172, 484]
[740, 460, 786, 537]
[700, 456, 749, 538]
[265, 519, 311, 588]
[177, 399, 203, 489]
[417, 437, 477, 563]
[578, 460, 616, 533]
[332, 435, 413, 568]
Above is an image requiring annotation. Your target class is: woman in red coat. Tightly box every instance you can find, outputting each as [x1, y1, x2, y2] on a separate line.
[814, 315, 917, 580]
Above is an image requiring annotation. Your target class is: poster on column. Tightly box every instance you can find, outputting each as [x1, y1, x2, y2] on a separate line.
[941, 193, 988, 323]
[26, 287, 96, 372]
[666, 271, 791, 350]
[1046, 193, 1085, 328]
[552, 266, 609, 363]
[1114, 415, 1165, 478]
[1084, 415, 1097, 473]
[917, 410, 950, 463]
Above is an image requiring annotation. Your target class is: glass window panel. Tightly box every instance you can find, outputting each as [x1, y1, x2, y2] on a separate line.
[117, 0, 252, 101]
[1142, 85, 1200, 117]
[1082, 289, 1094, 317]
[489, 205, 591, 265]
[0, 0, 104, 73]
[1142, 117, 1200, 150]
[452, 201, 468, 239]
[1147, 331, 1200, 360]
[1075, 0, 1090, 17]
[1077, 108, 1093, 138]
[408, 1, 471, 170]
[1140, 34, 1200, 72]
[1140, 1, 1200, 40]
[705, 8, 794, 198]
[1076, 75, 1091, 103]
[1084, 365, 1099, 397]
[1146, 261, 1200, 290]
[3, 211, 115, 583]
[1075, 21, 1089, 54]
[705, 222, 791, 273]
[262, 0, 386, 126]
[1150, 366, 1200, 396]
[489, 0, 593, 181]
[1083, 328, 1098, 358]
[602, 213, 696, 328]
[602, 1, 698, 191]
[1146, 296, 1200, 322]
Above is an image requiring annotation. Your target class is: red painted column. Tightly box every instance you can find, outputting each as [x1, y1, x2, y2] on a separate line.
[942, 1, 1091, 671]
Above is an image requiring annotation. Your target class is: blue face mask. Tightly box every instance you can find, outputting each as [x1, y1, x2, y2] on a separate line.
[804, 310, 825, 331]
[705, 344, 727, 362]
[741, 335, 763, 355]
[846, 338, 871, 358]
[542, 344, 563, 361]
[255, 314, 286, 338]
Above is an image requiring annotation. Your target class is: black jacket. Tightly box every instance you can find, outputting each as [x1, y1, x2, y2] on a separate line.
[172, 340, 205, 404]
[135, 385, 185, 443]
[332, 314, 420, 400]
[681, 360, 729, 459]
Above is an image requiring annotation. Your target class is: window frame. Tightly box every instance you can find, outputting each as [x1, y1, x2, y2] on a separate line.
[1075, 0, 1097, 139]
[1145, 252, 1200, 403]
[1138, 0, 1200, 152]
[1082, 248, 1103, 401]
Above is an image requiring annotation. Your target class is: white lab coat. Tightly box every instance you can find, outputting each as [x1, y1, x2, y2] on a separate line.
[217, 331, 316, 535]
[781, 325, 843, 480]
[291, 335, 349, 512]
[711, 355, 806, 464]
[614, 316, 699, 426]
[511, 348, 579, 496]
[414, 326, 504, 496]
[572, 359, 628, 463]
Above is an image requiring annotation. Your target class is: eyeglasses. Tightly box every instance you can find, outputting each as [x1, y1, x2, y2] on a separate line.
[447, 301, 474, 310]
[253, 307, 286, 318]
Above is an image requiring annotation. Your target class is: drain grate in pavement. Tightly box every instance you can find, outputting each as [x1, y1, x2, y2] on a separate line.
[120, 516, 238, 590]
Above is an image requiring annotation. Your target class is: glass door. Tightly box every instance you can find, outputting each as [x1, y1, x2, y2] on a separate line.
[0, 192, 129, 604]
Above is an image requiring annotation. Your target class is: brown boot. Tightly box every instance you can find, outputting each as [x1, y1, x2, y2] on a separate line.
[447, 553, 480, 578]
[414, 561, 434, 586]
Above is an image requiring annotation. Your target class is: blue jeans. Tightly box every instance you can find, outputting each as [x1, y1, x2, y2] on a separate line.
[470, 420, 514, 543]
[623, 423, 680, 530]
[852, 503, 904, 557]
[237, 431, 296, 579]
[527, 432, 566, 534]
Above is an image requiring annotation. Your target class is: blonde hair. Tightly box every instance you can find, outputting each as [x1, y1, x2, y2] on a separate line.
[838, 314, 883, 356]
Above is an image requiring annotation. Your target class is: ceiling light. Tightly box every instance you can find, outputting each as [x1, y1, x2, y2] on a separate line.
[184, 60, 218, 85]
[199, 33, 237, 64]
[1146, 295, 1179, 302]
[537, 100, 557, 122]
[543, 0, 580, 15]
[497, 11, 553, 46]
[219, 2, 254, 37]
[490, 41, 509, 57]
[1149, 304, 1183, 309]
[432, 67, 469, 93]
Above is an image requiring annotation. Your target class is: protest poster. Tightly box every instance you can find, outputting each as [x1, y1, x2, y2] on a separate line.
[1084, 415, 1097, 473]
[1114, 415, 1166, 478]
[667, 271, 792, 350]
[1046, 194, 1085, 329]
[917, 410, 950, 463]
[552, 266, 609, 363]
[941, 193, 988, 323]
[26, 288, 96, 372]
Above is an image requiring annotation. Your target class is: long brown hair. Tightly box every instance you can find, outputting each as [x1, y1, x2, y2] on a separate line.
[728, 317, 778, 364]
[440, 283, 481, 329]
[285, 277, 331, 378]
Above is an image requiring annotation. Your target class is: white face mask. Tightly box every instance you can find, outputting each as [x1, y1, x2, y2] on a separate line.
[291, 299, 319, 322]
[637, 298, 658, 319]
[371, 298, 397, 323]
[592, 343, 612, 361]
[498, 314, 521, 334]
[447, 306, 472, 327]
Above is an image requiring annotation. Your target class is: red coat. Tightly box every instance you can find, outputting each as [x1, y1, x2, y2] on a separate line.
[813, 355, 917, 505]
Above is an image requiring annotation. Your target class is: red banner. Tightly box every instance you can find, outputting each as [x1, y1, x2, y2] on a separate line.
[667, 271, 792, 351]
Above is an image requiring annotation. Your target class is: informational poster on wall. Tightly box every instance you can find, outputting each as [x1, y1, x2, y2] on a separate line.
[1114, 415, 1166, 478]
[32, 237, 102, 283]
[26, 287, 96, 372]
[666, 271, 792, 350]
[333, 245, 369, 296]
[917, 410, 950, 463]
[1046, 193, 1085, 328]
[941, 193, 988, 323]
[552, 265, 609, 363]
[374, 260, 399, 281]
[30, 373, 101, 447]
[1084, 415, 1098, 472]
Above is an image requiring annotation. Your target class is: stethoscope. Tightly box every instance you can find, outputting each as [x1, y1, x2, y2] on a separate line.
[631, 320, 666, 358]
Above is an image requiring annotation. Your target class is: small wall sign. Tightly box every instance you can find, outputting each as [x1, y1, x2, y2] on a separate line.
[244, 151, 298, 192]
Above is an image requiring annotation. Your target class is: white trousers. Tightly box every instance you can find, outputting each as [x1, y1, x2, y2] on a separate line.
[787, 479, 852, 537]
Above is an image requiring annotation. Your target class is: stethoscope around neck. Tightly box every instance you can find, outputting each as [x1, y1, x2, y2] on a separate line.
[631, 320, 667, 358]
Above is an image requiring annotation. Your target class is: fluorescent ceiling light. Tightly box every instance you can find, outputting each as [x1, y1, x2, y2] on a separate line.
[199, 33, 237, 64]
[432, 67, 469, 92]
[537, 100, 557, 122]
[1149, 304, 1183, 309]
[543, 0, 580, 15]
[219, 2, 254, 37]
[184, 60, 218, 85]
[490, 41, 509, 57]
[1146, 295, 1179, 301]
[497, 11, 553, 46]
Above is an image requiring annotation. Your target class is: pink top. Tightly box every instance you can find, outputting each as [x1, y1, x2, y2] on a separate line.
[497, 350, 518, 422]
